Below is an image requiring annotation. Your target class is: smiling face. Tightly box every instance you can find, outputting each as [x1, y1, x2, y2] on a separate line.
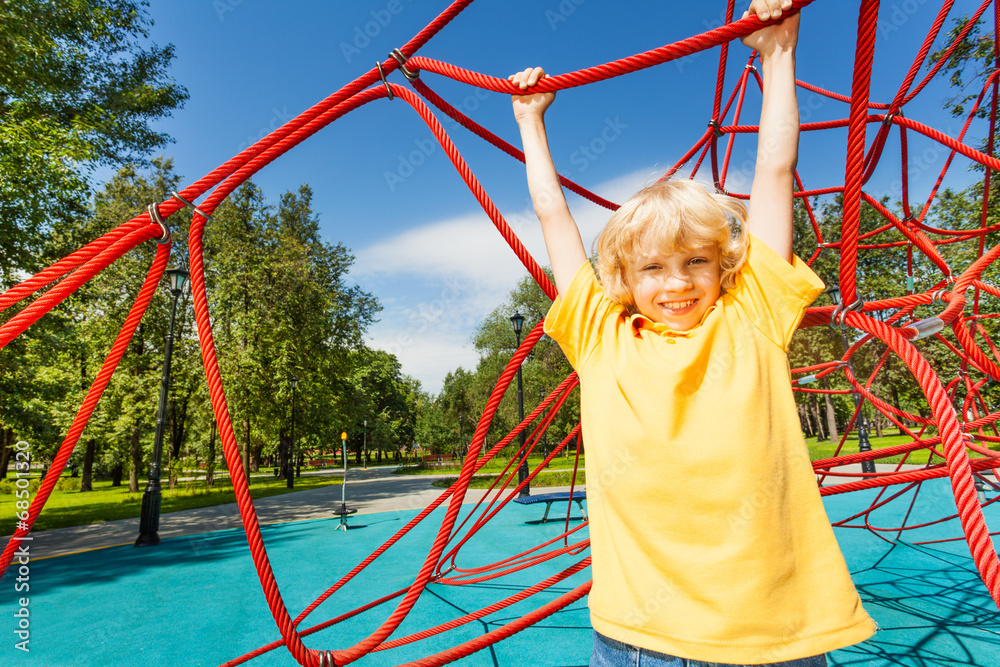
[625, 241, 723, 331]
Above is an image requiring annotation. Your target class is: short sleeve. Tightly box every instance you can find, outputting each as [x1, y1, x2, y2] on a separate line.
[543, 259, 622, 370]
[730, 235, 825, 350]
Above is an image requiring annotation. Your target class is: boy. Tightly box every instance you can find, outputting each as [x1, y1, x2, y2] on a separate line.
[510, 1, 876, 665]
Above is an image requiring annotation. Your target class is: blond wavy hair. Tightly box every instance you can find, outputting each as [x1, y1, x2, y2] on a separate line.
[593, 179, 750, 309]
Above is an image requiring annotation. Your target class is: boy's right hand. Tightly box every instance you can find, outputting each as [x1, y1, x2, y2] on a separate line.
[509, 67, 555, 124]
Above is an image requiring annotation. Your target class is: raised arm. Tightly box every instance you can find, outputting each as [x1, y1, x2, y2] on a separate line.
[741, 0, 800, 263]
[510, 67, 588, 295]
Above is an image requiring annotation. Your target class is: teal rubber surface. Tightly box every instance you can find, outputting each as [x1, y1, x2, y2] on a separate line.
[4, 478, 999, 666]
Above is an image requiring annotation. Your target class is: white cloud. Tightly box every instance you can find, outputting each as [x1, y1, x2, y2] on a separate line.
[352, 166, 660, 393]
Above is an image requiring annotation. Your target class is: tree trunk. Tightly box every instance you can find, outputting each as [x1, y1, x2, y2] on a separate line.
[251, 441, 262, 473]
[111, 461, 123, 487]
[277, 429, 289, 479]
[206, 420, 216, 487]
[809, 398, 825, 441]
[129, 427, 142, 493]
[242, 418, 251, 479]
[0, 428, 13, 479]
[80, 438, 96, 492]
[891, 384, 906, 435]
[796, 404, 807, 436]
[871, 391, 884, 439]
[822, 379, 839, 442]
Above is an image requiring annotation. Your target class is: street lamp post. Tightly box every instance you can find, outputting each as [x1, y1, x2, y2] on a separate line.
[136, 268, 189, 547]
[827, 286, 876, 474]
[510, 311, 529, 497]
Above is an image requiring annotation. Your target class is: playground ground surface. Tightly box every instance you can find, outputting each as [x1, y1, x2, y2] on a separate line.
[2, 466, 999, 666]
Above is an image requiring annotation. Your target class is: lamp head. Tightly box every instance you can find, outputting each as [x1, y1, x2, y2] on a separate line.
[166, 268, 190, 296]
[509, 311, 525, 336]
[291, 376, 299, 389]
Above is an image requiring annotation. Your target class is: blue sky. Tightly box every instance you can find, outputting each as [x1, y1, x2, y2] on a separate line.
[132, 0, 986, 394]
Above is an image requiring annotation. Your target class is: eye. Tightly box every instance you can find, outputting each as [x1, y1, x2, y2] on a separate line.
[640, 263, 660, 272]
[688, 257, 707, 266]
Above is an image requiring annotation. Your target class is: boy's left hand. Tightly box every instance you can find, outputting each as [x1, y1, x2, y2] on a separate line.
[741, 0, 799, 57]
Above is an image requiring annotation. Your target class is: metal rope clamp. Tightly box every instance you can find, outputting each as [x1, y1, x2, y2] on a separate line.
[376, 60, 395, 100]
[147, 203, 170, 244]
[830, 299, 864, 330]
[389, 48, 419, 81]
[882, 110, 900, 127]
[316, 650, 336, 666]
[707, 118, 723, 138]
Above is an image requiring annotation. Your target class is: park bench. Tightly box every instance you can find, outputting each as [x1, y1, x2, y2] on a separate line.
[513, 491, 588, 524]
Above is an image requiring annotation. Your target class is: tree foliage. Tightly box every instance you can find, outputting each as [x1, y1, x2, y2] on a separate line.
[0, 0, 188, 280]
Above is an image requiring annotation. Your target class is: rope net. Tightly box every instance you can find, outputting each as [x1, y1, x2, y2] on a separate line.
[3, 0, 1000, 664]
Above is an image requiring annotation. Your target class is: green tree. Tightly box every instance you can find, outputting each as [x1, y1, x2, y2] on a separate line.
[205, 182, 380, 475]
[0, 0, 188, 280]
[342, 348, 418, 462]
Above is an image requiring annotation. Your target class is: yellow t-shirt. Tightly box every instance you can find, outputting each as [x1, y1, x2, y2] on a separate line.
[544, 235, 876, 664]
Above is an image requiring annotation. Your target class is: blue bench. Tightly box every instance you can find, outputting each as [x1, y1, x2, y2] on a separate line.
[513, 491, 587, 524]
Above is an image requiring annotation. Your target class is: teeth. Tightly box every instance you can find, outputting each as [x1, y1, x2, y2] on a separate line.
[662, 299, 695, 310]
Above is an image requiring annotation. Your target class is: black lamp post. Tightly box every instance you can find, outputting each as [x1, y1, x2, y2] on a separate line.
[827, 286, 876, 474]
[136, 267, 189, 547]
[510, 311, 529, 497]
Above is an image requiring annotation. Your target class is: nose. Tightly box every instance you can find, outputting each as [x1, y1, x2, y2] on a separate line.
[661, 267, 693, 292]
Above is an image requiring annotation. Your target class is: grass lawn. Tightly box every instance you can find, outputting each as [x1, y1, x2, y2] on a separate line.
[394, 454, 585, 477]
[431, 468, 587, 489]
[805, 431, 1000, 465]
[1, 473, 342, 535]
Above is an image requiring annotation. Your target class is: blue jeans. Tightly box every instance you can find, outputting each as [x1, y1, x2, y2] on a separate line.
[591, 631, 828, 667]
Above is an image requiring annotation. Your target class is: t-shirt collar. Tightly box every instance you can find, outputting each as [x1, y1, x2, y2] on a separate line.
[627, 301, 720, 337]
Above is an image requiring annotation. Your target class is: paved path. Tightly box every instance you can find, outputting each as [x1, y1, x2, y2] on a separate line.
[3, 467, 580, 560]
[3, 462, 932, 561]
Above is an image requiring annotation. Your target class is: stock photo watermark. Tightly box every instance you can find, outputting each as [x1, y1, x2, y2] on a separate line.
[11, 440, 32, 653]
[383, 88, 492, 192]
[570, 117, 629, 173]
[236, 106, 295, 153]
[339, 0, 413, 63]
[213, 0, 244, 21]
[544, 0, 588, 31]
[878, 0, 933, 38]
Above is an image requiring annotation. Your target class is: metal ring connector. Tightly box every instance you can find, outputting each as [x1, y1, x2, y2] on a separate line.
[708, 119, 723, 138]
[830, 299, 864, 330]
[930, 289, 949, 304]
[171, 192, 214, 223]
[882, 111, 898, 127]
[376, 61, 394, 101]
[389, 48, 419, 81]
[147, 203, 170, 244]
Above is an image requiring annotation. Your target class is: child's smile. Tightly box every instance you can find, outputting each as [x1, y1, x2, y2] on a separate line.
[627, 244, 723, 331]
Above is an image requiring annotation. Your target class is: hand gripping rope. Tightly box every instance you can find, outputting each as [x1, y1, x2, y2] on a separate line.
[3, 1, 1000, 665]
